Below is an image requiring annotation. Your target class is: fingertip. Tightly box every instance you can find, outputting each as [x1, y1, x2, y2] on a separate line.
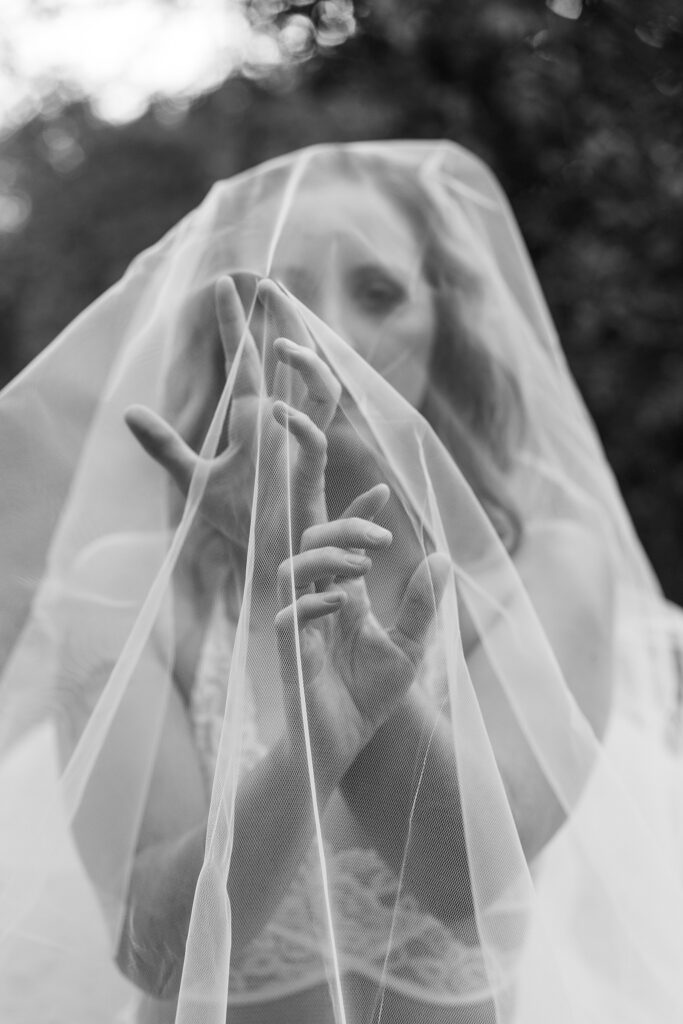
[257, 277, 279, 302]
[273, 336, 295, 360]
[217, 274, 238, 294]
[365, 522, 393, 547]
[371, 482, 391, 510]
[124, 405, 170, 462]
[274, 604, 287, 625]
[273, 400, 308, 429]
[124, 403, 143, 424]
[272, 399, 290, 424]
[214, 275, 234, 309]
[259, 278, 296, 315]
[124, 404, 153, 434]
[341, 482, 391, 521]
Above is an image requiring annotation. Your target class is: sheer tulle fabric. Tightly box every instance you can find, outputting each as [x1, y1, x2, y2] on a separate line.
[0, 141, 682, 1024]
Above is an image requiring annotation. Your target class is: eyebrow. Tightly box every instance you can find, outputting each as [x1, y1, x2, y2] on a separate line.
[277, 236, 426, 293]
[277, 260, 407, 296]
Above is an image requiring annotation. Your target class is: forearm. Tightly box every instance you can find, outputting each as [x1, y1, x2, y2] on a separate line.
[340, 676, 587, 928]
[117, 735, 338, 998]
[338, 533, 616, 929]
[339, 688, 475, 926]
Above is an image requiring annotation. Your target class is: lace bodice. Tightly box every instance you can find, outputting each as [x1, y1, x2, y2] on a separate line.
[189, 598, 490, 1003]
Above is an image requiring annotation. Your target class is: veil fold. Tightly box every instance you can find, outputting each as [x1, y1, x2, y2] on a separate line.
[1, 140, 682, 1024]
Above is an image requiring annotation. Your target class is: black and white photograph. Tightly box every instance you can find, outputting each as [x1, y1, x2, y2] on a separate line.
[0, 2, 682, 1022]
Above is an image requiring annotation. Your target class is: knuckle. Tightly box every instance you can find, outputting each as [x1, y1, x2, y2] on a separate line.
[317, 547, 337, 570]
[335, 517, 365, 541]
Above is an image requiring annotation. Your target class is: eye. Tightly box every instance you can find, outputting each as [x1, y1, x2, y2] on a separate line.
[347, 266, 407, 316]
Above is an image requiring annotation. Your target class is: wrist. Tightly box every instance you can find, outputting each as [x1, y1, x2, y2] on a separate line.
[276, 730, 345, 806]
[118, 824, 206, 997]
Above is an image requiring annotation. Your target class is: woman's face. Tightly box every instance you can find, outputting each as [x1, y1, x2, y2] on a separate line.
[266, 177, 436, 408]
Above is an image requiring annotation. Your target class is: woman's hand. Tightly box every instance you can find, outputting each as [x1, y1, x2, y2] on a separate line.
[125, 276, 260, 550]
[274, 484, 389, 781]
[124, 276, 340, 559]
[275, 462, 451, 783]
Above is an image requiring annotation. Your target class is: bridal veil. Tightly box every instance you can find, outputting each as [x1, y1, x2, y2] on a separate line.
[0, 140, 682, 1024]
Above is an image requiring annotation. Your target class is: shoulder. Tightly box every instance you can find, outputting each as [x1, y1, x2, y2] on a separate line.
[516, 519, 615, 737]
[53, 532, 175, 746]
[518, 519, 614, 617]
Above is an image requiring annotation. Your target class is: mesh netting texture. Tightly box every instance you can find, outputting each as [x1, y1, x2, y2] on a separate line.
[1, 141, 683, 1024]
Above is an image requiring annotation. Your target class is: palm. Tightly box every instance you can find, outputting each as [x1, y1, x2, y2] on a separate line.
[194, 392, 281, 551]
[126, 277, 331, 559]
[327, 578, 415, 729]
[292, 574, 425, 771]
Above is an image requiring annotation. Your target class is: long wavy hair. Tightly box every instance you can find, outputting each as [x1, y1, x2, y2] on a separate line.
[318, 148, 527, 552]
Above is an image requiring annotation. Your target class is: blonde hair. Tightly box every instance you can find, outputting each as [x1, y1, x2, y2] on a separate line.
[318, 148, 527, 552]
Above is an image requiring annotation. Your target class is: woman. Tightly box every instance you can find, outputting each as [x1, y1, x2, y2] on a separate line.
[0, 141, 681, 1024]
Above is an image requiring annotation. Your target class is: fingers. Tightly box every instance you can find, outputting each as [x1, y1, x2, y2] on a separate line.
[275, 591, 347, 679]
[215, 277, 262, 400]
[273, 337, 341, 431]
[340, 483, 391, 523]
[277, 547, 371, 606]
[258, 279, 313, 350]
[275, 590, 347, 630]
[124, 405, 197, 495]
[300, 509, 392, 555]
[256, 278, 342, 436]
[258, 277, 341, 430]
[390, 552, 452, 667]
[272, 401, 327, 499]
[256, 279, 309, 397]
[327, 415, 388, 505]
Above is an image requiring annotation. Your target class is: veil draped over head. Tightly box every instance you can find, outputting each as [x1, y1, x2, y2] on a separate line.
[1, 140, 683, 1024]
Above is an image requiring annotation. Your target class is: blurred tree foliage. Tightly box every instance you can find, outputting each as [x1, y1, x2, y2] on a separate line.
[0, 0, 682, 597]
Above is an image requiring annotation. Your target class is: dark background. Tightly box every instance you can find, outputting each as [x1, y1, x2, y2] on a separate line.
[1, 0, 682, 598]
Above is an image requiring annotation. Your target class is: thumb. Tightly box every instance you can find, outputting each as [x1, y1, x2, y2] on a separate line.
[124, 405, 197, 496]
[340, 483, 391, 522]
[390, 552, 452, 667]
